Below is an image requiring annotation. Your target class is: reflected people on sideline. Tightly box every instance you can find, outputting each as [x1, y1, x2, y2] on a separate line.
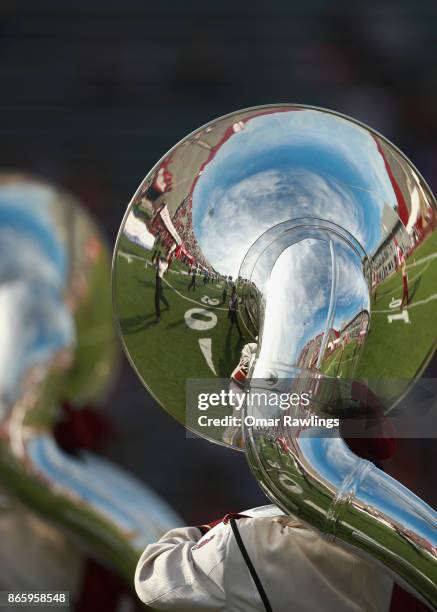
[155, 255, 170, 322]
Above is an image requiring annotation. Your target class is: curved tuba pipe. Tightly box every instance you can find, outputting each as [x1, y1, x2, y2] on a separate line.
[244, 389, 437, 608]
[238, 211, 437, 608]
[113, 105, 437, 607]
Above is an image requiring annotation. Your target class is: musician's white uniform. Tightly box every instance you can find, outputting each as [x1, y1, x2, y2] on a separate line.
[135, 505, 393, 611]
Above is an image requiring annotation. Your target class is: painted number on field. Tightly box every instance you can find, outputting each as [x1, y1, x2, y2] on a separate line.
[389, 298, 401, 309]
[184, 308, 218, 331]
[387, 297, 410, 324]
[201, 295, 220, 306]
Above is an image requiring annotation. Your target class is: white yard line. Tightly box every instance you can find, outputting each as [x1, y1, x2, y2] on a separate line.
[324, 354, 355, 374]
[406, 252, 437, 268]
[374, 261, 430, 299]
[119, 251, 144, 264]
[373, 293, 437, 313]
[120, 251, 228, 310]
[198, 338, 217, 375]
[161, 276, 228, 311]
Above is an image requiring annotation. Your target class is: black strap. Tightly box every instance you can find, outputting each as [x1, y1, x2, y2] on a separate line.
[229, 518, 273, 612]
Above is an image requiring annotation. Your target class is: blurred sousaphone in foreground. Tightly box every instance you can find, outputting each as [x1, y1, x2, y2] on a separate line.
[113, 106, 437, 607]
[0, 173, 181, 598]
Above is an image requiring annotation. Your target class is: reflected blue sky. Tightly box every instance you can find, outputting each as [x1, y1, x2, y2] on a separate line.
[257, 237, 369, 366]
[193, 109, 397, 277]
[0, 182, 73, 411]
[27, 435, 181, 549]
[0, 183, 67, 285]
[300, 435, 436, 541]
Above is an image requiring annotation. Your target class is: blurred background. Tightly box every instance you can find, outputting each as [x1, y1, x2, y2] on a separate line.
[0, 0, 436, 583]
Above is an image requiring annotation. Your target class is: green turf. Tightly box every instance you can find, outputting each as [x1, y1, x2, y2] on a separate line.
[64, 247, 119, 402]
[318, 231, 437, 405]
[322, 339, 362, 378]
[357, 231, 437, 384]
[115, 236, 249, 425]
[115, 228, 437, 422]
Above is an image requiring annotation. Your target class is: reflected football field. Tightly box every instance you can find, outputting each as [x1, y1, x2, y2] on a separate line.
[116, 236, 246, 421]
[117, 228, 437, 420]
[358, 230, 437, 380]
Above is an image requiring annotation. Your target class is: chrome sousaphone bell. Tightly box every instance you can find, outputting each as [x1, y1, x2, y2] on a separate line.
[113, 106, 437, 608]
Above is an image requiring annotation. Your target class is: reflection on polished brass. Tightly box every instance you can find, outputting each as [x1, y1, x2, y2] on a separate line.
[113, 105, 437, 606]
[0, 174, 180, 585]
[244, 374, 437, 608]
[113, 105, 437, 434]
